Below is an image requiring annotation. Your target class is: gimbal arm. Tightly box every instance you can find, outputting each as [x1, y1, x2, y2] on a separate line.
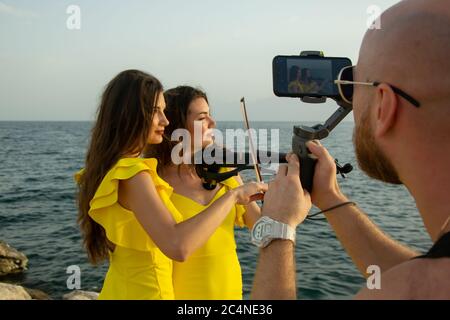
[292, 99, 353, 192]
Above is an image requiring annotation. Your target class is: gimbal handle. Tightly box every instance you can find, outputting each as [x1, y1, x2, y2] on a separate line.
[294, 99, 352, 192]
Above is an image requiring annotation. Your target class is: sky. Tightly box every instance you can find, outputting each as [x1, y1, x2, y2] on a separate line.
[0, 0, 402, 121]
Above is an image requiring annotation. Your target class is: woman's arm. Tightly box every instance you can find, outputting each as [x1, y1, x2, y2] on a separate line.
[120, 171, 266, 262]
[235, 174, 261, 229]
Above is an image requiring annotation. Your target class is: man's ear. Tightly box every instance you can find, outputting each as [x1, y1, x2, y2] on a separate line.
[373, 83, 398, 138]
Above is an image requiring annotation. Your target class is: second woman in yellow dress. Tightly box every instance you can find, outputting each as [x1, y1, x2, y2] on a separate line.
[148, 86, 262, 299]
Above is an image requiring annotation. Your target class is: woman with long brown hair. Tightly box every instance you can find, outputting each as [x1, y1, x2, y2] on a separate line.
[76, 70, 266, 299]
[147, 86, 262, 299]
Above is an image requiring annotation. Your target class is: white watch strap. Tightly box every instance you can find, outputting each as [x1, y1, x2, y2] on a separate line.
[272, 220, 296, 245]
[281, 222, 296, 244]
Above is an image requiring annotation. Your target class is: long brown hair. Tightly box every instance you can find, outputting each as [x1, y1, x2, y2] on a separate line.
[146, 86, 208, 168]
[77, 69, 163, 264]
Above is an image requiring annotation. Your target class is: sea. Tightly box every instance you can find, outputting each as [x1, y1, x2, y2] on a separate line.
[0, 121, 431, 299]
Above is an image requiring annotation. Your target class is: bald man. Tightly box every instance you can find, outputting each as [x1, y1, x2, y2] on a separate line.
[251, 0, 450, 299]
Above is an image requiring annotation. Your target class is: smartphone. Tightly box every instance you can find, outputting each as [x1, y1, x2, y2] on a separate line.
[272, 55, 352, 99]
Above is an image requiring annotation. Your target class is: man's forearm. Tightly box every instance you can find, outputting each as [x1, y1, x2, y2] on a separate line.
[251, 240, 297, 300]
[323, 196, 419, 276]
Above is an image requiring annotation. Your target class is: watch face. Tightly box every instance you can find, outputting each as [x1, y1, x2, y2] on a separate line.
[252, 222, 264, 241]
[252, 217, 273, 246]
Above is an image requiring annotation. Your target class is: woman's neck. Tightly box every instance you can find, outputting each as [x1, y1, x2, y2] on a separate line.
[122, 151, 141, 158]
[162, 163, 196, 177]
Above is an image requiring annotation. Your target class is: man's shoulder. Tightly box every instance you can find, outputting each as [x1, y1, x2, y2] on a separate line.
[355, 257, 450, 299]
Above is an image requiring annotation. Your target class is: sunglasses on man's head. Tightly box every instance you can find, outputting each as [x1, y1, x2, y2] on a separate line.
[334, 66, 421, 108]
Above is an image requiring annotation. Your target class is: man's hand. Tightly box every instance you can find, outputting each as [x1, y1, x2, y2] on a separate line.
[306, 140, 348, 210]
[261, 153, 311, 228]
[251, 153, 309, 300]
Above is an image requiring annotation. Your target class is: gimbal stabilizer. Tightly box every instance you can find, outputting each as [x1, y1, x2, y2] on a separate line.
[195, 51, 354, 192]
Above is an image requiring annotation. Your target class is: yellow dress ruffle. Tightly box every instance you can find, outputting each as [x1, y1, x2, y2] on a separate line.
[75, 158, 182, 300]
[171, 174, 248, 300]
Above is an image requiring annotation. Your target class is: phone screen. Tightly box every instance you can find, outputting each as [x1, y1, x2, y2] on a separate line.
[272, 56, 352, 98]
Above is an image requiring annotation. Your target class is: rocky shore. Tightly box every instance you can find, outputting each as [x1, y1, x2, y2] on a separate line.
[0, 241, 98, 300]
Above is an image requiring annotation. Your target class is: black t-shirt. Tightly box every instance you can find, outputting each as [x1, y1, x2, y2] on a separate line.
[416, 231, 450, 259]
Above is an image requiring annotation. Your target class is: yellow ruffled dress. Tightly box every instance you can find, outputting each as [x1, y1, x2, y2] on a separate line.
[171, 176, 247, 300]
[75, 158, 183, 300]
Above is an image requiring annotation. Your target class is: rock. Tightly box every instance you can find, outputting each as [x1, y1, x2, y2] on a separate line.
[0, 282, 32, 300]
[63, 290, 99, 300]
[24, 287, 52, 300]
[0, 241, 28, 276]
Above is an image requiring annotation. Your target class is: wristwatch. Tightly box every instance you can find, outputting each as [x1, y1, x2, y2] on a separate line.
[251, 216, 296, 248]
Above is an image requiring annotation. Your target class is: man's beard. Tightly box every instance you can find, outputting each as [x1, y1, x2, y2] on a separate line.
[354, 108, 402, 184]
